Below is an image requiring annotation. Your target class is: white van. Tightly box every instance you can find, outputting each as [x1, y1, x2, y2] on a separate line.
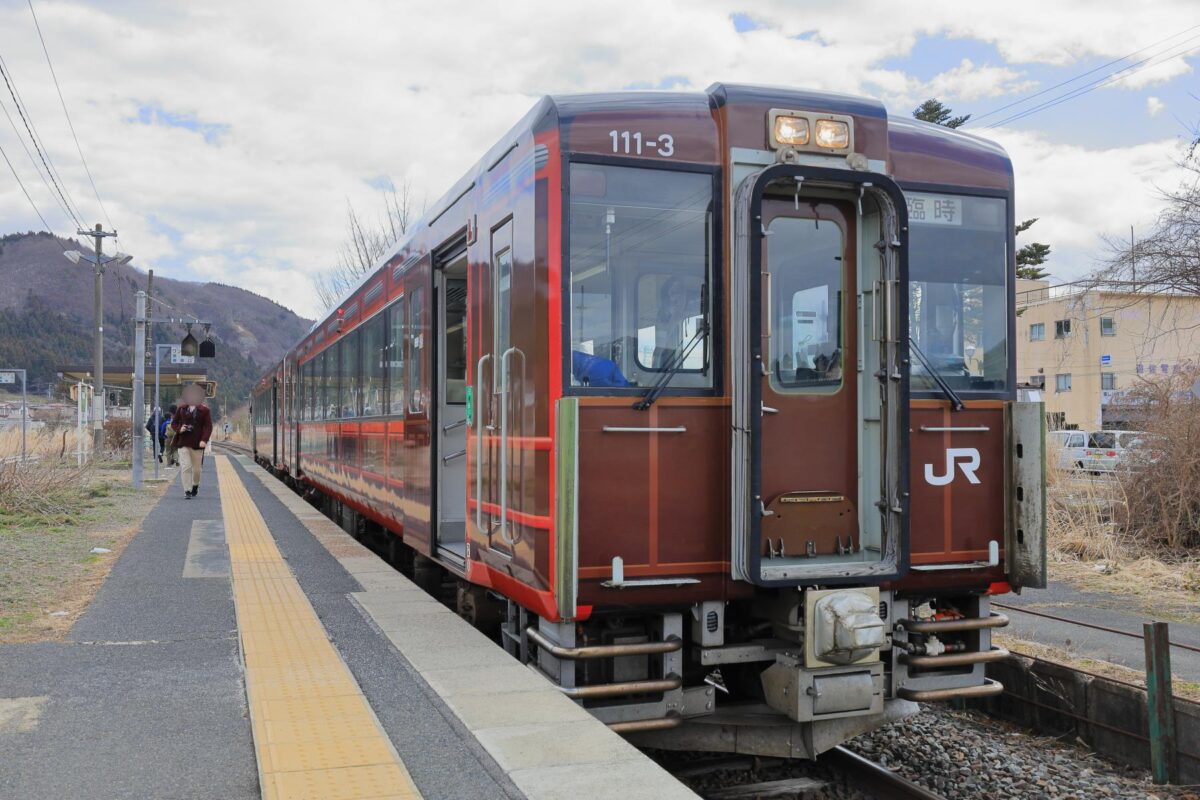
[1047, 429, 1089, 471]
[1084, 430, 1152, 472]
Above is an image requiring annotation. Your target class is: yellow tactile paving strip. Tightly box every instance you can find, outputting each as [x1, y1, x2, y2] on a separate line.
[216, 456, 421, 800]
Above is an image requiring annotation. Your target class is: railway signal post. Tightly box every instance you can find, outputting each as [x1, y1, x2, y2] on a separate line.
[0, 368, 26, 462]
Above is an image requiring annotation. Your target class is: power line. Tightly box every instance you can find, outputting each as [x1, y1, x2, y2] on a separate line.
[0, 88, 75, 225]
[969, 24, 1200, 126]
[980, 32, 1200, 130]
[0, 49, 82, 226]
[26, 0, 113, 231]
[0, 138, 61, 241]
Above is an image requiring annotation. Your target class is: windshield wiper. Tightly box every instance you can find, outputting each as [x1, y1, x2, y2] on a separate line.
[633, 321, 708, 410]
[909, 340, 964, 412]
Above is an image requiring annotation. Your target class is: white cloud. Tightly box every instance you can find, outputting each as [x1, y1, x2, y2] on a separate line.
[1147, 96, 1165, 116]
[926, 58, 1037, 101]
[988, 128, 1189, 281]
[0, 0, 1195, 317]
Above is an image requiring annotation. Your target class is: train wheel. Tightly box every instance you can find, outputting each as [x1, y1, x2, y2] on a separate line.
[456, 582, 503, 638]
[412, 554, 442, 596]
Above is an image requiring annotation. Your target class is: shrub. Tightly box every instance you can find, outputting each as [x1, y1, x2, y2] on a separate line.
[1112, 367, 1200, 553]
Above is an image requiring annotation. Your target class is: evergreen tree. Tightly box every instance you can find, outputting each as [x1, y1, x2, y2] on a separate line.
[1015, 218, 1052, 280]
[912, 98, 970, 128]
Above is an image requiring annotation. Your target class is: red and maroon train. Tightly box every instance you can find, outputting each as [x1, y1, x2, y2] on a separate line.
[252, 83, 1046, 756]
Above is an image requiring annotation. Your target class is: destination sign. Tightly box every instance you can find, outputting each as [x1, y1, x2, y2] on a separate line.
[907, 193, 962, 226]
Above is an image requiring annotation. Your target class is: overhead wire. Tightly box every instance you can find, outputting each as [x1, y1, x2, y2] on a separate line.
[26, 0, 113, 232]
[0, 48, 83, 227]
[978, 32, 1200, 130]
[0, 137, 63, 243]
[968, 24, 1200, 126]
[0, 86, 75, 225]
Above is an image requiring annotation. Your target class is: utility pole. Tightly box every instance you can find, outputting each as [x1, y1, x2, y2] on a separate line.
[145, 269, 154, 366]
[80, 223, 118, 453]
[132, 291, 146, 489]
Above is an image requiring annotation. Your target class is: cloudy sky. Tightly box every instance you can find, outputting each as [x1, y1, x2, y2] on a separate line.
[0, 0, 1197, 318]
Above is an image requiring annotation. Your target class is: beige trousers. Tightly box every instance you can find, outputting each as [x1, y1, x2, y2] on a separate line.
[180, 447, 204, 489]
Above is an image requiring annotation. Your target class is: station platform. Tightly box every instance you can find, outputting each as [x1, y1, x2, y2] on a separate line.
[0, 453, 697, 800]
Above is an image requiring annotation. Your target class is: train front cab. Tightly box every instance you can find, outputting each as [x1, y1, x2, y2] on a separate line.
[518, 87, 1047, 757]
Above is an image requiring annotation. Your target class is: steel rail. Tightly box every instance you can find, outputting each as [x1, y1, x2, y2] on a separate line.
[823, 745, 946, 800]
[994, 602, 1200, 655]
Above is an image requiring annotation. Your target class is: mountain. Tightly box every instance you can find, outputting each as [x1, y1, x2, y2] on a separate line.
[0, 231, 313, 416]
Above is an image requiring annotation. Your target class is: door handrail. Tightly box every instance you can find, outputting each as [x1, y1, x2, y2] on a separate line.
[474, 353, 491, 536]
[499, 346, 524, 546]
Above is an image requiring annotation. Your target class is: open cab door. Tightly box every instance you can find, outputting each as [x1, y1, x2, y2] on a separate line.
[732, 165, 908, 586]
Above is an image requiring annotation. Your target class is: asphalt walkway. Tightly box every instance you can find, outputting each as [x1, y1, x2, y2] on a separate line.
[0, 454, 695, 800]
[0, 455, 516, 799]
[999, 581, 1200, 683]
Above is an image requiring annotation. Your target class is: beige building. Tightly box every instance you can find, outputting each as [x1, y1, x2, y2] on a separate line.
[1015, 279, 1200, 431]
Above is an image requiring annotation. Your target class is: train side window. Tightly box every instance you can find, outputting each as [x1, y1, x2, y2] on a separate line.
[312, 351, 322, 421]
[306, 359, 316, 422]
[408, 288, 425, 414]
[328, 342, 342, 420]
[387, 297, 406, 415]
[361, 314, 385, 416]
[343, 329, 360, 418]
[494, 247, 512, 391]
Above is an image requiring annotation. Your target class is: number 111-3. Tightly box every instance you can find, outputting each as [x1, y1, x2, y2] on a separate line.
[609, 130, 674, 157]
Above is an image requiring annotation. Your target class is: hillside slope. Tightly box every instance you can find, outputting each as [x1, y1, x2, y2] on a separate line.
[0, 231, 313, 413]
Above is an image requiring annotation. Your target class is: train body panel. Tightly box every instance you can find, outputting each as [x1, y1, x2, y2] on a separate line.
[250, 83, 1044, 755]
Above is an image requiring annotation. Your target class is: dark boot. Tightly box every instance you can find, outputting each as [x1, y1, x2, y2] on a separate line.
[191, 485, 199, 497]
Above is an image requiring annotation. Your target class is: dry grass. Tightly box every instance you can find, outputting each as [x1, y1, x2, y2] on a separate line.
[1045, 416, 1200, 619]
[996, 633, 1200, 704]
[0, 464, 165, 642]
[0, 425, 86, 460]
[0, 458, 92, 522]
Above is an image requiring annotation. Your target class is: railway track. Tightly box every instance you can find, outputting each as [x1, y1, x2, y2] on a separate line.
[656, 746, 945, 799]
[822, 746, 944, 799]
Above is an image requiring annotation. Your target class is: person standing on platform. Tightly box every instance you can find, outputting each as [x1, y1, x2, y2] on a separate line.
[171, 385, 212, 498]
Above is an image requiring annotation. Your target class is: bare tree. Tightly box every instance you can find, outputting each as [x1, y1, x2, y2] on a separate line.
[314, 177, 418, 310]
[1098, 154, 1200, 296]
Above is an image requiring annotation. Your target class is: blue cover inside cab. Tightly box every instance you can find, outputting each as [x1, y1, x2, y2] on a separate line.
[571, 350, 631, 388]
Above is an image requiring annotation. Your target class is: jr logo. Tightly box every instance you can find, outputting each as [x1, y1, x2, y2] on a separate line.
[924, 448, 982, 486]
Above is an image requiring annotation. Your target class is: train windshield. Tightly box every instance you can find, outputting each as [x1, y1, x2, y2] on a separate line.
[906, 193, 1008, 393]
[567, 164, 714, 391]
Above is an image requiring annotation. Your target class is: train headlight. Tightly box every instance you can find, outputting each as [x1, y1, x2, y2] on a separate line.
[768, 109, 855, 155]
[814, 119, 850, 150]
[772, 114, 810, 146]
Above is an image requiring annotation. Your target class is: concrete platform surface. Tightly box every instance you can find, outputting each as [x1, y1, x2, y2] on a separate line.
[0, 453, 698, 800]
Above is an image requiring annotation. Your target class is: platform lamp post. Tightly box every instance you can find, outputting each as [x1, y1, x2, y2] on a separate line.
[131, 291, 215, 488]
[65, 234, 131, 454]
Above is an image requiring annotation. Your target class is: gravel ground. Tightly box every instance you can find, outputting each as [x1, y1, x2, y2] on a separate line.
[650, 703, 1200, 799]
[848, 704, 1197, 799]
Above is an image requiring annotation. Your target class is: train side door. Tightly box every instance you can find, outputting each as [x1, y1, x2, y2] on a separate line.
[473, 221, 515, 558]
[756, 201, 860, 568]
[435, 250, 469, 562]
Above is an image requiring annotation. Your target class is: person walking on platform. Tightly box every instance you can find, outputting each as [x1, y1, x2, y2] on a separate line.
[171, 384, 212, 498]
[162, 404, 179, 466]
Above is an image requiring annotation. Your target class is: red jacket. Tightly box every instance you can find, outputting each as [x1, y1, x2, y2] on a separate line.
[171, 404, 213, 450]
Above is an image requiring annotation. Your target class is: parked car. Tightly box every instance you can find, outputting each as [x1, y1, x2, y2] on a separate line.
[1047, 429, 1089, 471]
[1082, 430, 1150, 472]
